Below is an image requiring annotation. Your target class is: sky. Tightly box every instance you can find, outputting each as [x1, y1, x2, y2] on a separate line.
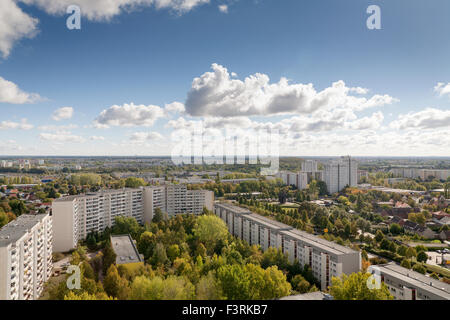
[0, 0, 449, 157]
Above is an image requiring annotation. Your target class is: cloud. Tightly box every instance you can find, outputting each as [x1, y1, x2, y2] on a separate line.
[185, 64, 398, 117]
[94, 103, 165, 128]
[39, 131, 85, 143]
[52, 107, 74, 121]
[346, 111, 384, 130]
[0, 119, 33, 130]
[1, 0, 209, 59]
[164, 101, 185, 114]
[0, 0, 39, 58]
[0, 76, 41, 104]
[38, 124, 78, 131]
[434, 82, 450, 97]
[390, 108, 450, 130]
[90, 135, 105, 141]
[218, 4, 228, 13]
[130, 131, 163, 141]
[20, 0, 210, 21]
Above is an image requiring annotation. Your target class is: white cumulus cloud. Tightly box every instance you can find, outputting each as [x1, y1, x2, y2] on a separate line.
[130, 131, 163, 141]
[39, 131, 85, 143]
[52, 107, 74, 121]
[434, 82, 450, 97]
[390, 108, 450, 130]
[0, 76, 41, 104]
[0, 0, 39, 58]
[218, 4, 228, 13]
[185, 64, 398, 118]
[94, 103, 165, 128]
[0, 119, 33, 130]
[20, 0, 210, 21]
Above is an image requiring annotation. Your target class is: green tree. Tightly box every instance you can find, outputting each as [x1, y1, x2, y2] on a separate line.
[0, 210, 9, 228]
[130, 276, 195, 300]
[193, 215, 228, 253]
[166, 244, 180, 262]
[152, 208, 164, 223]
[405, 247, 417, 259]
[9, 199, 26, 216]
[102, 241, 117, 275]
[417, 251, 428, 263]
[290, 274, 311, 293]
[216, 264, 291, 300]
[103, 265, 121, 297]
[64, 291, 115, 300]
[412, 264, 426, 275]
[124, 177, 146, 188]
[196, 272, 224, 300]
[389, 223, 402, 235]
[329, 272, 393, 300]
[151, 243, 168, 266]
[375, 230, 384, 243]
[400, 259, 411, 269]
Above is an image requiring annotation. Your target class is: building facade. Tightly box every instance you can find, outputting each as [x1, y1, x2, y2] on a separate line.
[390, 168, 450, 181]
[53, 185, 214, 252]
[368, 263, 450, 300]
[0, 214, 53, 300]
[277, 171, 308, 190]
[214, 203, 361, 291]
[324, 156, 358, 194]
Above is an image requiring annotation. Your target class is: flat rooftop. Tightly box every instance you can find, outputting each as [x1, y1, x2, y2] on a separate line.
[110, 235, 144, 265]
[0, 214, 48, 247]
[374, 263, 450, 299]
[246, 213, 293, 231]
[54, 188, 144, 202]
[281, 229, 357, 255]
[215, 202, 252, 214]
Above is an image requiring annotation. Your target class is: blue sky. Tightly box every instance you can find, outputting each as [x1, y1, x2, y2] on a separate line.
[0, 0, 449, 156]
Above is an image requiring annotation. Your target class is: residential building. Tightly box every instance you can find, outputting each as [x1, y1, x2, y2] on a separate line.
[368, 263, 450, 300]
[110, 235, 144, 265]
[302, 160, 318, 173]
[214, 203, 361, 291]
[324, 156, 358, 194]
[53, 185, 214, 252]
[0, 214, 53, 300]
[390, 168, 450, 181]
[276, 171, 308, 190]
[357, 170, 369, 183]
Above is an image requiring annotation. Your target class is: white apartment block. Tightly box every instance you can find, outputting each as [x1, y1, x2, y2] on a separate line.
[390, 168, 450, 181]
[52, 188, 144, 252]
[277, 171, 308, 190]
[324, 156, 358, 194]
[0, 214, 53, 300]
[214, 203, 361, 291]
[302, 160, 318, 173]
[368, 263, 450, 300]
[53, 185, 214, 252]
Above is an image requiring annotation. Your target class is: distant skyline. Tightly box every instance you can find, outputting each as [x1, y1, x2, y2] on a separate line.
[0, 0, 449, 157]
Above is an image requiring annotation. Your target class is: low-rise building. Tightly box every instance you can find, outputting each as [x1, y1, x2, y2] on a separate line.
[110, 235, 144, 265]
